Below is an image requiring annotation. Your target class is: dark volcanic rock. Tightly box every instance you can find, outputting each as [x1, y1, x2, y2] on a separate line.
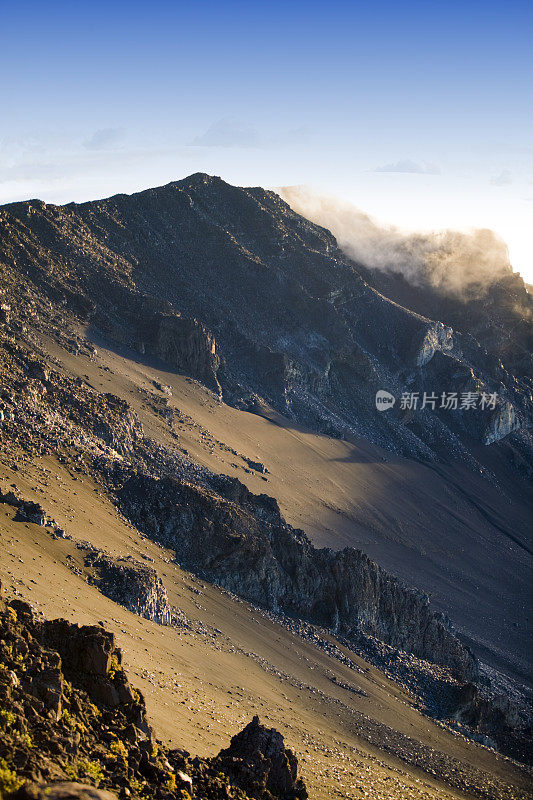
[0, 490, 51, 526]
[118, 472, 478, 682]
[39, 619, 135, 708]
[84, 552, 174, 625]
[14, 783, 119, 800]
[1, 174, 531, 464]
[0, 582, 307, 800]
[210, 715, 307, 800]
[149, 312, 220, 393]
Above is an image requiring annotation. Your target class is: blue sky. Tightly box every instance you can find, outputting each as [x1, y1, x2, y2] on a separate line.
[1, 0, 532, 279]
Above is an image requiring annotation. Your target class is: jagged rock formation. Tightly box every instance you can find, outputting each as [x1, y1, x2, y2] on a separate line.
[148, 312, 220, 394]
[0, 583, 307, 800]
[357, 259, 533, 380]
[0, 174, 531, 465]
[208, 716, 307, 800]
[117, 472, 477, 683]
[84, 552, 174, 626]
[0, 489, 52, 527]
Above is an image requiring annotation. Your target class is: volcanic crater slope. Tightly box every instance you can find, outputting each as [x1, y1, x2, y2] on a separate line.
[0, 174, 532, 800]
[1, 172, 531, 465]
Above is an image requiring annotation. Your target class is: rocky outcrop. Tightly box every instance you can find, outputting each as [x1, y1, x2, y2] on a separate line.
[483, 401, 521, 445]
[117, 472, 478, 682]
[441, 681, 532, 764]
[209, 715, 307, 800]
[150, 313, 220, 394]
[415, 321, 457, 366]
[0, 583, 307, 800]
[0, 489, 51, 527]
[39, 619, 138, 710]
[84, 552, 173, 626]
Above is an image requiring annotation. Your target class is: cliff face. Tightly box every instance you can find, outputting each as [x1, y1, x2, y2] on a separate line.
[1, 174, 531, 467]
[84, 552, 174, 626]
[117, 473, 477, 683]
[151, 314, 220, 393]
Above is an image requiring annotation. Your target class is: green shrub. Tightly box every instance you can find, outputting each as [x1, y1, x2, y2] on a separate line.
[65, 760, 104, 786]
[0, 709, 16, 728]
[109, 739, 128, 763]
[12, 731, 33, 748]
[164, 772, 176, 791]
[0, 758, 24, 796]
[108, 655, 120, 680]
[129, 776, 144, 793]
[80, 760, 104, 786]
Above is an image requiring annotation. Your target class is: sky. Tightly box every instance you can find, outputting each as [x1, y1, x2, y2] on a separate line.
[1, 0, 532, 281]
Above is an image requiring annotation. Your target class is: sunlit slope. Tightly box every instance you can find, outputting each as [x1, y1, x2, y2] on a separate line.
[0, 453, 530, 800]
[39, 330, 531, 685]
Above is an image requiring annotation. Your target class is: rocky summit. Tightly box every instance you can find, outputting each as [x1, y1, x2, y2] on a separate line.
[0, 174, 531, 800]
[1, 173, 531, 463]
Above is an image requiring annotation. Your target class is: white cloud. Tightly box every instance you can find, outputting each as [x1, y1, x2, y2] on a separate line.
[374, 159, 440, 175]
[189, 119, 310, 149]
[190, 117, 261, 148]
[84, 128, 124, 151]
[490, 169, 512, 186]
[278, 186, 512, 297]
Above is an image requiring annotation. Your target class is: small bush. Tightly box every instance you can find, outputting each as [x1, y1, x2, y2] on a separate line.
[129, 776, 144, 793]
[110, 739, 128, 763]
[108, 654, 120, 680]
[0, 709, 17, 728]
[164, 772, 176, 791]
[87, 701, 101, 717]
[12, 731, 33, 749]
[65, 760, 104, 786]
[0, 758, 24, 795]
[80, 760, 104, 786]
[61, 709, 75, 728]
[64, 764, 79, 781]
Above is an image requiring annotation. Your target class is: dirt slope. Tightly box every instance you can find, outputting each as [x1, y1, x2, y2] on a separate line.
[0, 327, 529, 798]
[41, 330, 531, 685]
[1, 457, 531, 800]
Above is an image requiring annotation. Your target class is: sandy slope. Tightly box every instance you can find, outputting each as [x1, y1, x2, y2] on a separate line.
[0, 456, 531, 800]
[45, 331, 531, 684]
[0, 330, 531, 798]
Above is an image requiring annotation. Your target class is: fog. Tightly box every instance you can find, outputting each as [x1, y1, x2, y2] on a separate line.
[278, 186, 513, 297]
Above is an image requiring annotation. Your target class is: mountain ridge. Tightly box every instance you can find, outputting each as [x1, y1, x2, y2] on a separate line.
[0, 173, 531, 796]
[2, 173, 531, 468]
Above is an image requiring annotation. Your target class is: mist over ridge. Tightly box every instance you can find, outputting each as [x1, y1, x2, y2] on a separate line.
[278, 186, 517, 298]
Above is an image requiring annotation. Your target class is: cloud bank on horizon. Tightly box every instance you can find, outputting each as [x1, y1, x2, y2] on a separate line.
[278, 186, 516, 297]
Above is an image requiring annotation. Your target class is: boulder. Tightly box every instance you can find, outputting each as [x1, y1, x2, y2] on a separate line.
[14, 783, 119, 800]
[214, 715, 307, 800]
